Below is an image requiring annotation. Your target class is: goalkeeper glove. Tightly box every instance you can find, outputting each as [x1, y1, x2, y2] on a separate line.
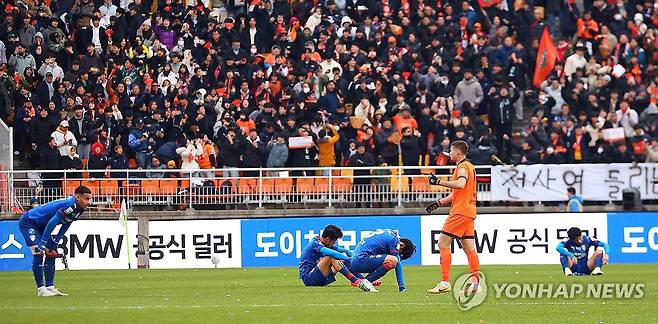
[45, 249, 59, 258]
[425, 201, 441, 214]
[429, 173, 440, 185]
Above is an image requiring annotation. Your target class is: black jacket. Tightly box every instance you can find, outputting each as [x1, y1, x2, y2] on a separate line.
[242, 139, 265, 168]
[29, 116, 56, 149]
[69, 116, 98, 144]
[489, 91, 519, 126]
[400, 135, 421, 167]
[219, 136, 244, 167]
[39, 146, 61, 170]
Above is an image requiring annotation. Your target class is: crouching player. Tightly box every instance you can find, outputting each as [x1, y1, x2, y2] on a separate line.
[18, 186, 92, 296]
[299, 225, 378, 292]
[556, 227, 609, 276]
[349, 229, 416, 292]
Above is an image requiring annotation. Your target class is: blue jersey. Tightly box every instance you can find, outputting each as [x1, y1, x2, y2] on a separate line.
[557, 235, 607, 264]
[22, 196, 83, 228]
[353, 229, 399, 258]
[20, 196, 85, 246]
[298, 237, 347, 278]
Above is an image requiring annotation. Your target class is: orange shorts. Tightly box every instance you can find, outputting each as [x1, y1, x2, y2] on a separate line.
[441, 214, 475, 239]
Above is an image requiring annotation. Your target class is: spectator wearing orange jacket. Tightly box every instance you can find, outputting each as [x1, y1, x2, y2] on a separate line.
[317, 123, 340, 176]
[577, 11, 599, 40]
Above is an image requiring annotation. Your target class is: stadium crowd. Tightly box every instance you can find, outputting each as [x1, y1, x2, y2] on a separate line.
[1, 0, 658, 182]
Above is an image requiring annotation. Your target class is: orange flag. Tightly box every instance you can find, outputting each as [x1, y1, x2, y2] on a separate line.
[533, 27, 558, 88]
[478, 0, 502, 7]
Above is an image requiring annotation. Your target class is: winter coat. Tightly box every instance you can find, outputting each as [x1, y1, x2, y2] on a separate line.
[176, 143, 203, 171]
[453, 78, 483, 107]
[242, 138, 265, 168]
[51, 128, 78, 156]
[128, 128, 148, 153]
[266, 142, 289, 168]
[317, 128, 340, 167]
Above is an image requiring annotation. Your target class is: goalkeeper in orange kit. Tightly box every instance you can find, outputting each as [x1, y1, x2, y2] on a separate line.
[425, 140, 481, 294]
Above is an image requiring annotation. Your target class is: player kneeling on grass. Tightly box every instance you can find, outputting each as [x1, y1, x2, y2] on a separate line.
[18, 186, 92, 296]
[299, 225, 378, 292]
[556, 227, 609, 276]
[349, 229, 416, 292]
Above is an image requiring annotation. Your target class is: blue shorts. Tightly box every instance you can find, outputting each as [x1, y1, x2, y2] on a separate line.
[571, 261, 591, 275]
[350, 254, 387, 274]
[18, 217, 43, 246]
[301, 266, 336, 287]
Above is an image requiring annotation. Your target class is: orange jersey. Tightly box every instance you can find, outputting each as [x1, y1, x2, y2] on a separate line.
[449, 159, 477, 218]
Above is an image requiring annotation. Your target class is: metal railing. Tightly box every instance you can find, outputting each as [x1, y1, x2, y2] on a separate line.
[1, 166, 492, 212]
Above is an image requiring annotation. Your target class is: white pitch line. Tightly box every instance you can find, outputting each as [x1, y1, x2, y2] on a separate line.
[0, 300, 640, 311]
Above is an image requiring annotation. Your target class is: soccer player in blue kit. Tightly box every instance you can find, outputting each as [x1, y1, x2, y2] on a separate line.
[18, 186, 92, 296]
[350, 229, 416, 292]
[556, 227, 609, 276]
[299, 225, 378, 292]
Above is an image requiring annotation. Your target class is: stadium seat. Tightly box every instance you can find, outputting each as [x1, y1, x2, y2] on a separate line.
[179, 179, 190, 191]
[217, 178, 238, 194]
[141, 179, 159, 196]
[260, 178, 276, 194]
[62, 180, 81, 195]
[99, 179, 119, 196]
[296, 177, 315, 193]
[121, 180, 141, 197]
[128, 159, 137, 169]
[275, 178, 293, 194]
[159, 179, 179, 195]
[333, 177, 352, 193]
[238, 178, 259, 195]
[314, 178, 330, 193]
[390, 175, 409, 193]
[339, 168, 354, 179]
[80, 180, 100, 195]
[411, 176, 429, 192]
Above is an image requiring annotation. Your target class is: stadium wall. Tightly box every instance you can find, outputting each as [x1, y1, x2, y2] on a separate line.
[1, 213, 656, 271]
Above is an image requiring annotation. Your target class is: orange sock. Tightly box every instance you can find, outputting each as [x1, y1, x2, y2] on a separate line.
[440, 247, 452, 282]
[466, 250, 480, 282]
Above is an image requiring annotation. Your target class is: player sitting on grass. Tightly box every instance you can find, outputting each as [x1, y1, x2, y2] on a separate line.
[349, 229, 416, 292]
[299, 225, 378, 292]
[18, 186, 92, 296]
[556, 227, 609, 276]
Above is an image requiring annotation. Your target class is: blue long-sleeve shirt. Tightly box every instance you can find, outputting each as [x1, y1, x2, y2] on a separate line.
[21, 196, 85, 245]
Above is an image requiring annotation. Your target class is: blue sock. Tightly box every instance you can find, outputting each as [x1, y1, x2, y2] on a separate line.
[559, 255, 570, 269]
[366, 263, 393, 282]
[337, 264, 359, 283]
[594, 254, 603, 267]
[44, 257, 56, 287]
[32, 255, 44, 288]
[342, 260, 364, 279]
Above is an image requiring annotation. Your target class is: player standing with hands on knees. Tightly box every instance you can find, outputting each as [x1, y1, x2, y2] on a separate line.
[425, 140, 481, 294]
[18, 186, 92, 296]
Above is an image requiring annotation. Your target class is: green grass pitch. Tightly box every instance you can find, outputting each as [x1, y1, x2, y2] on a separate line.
[1, 265, 656, 323]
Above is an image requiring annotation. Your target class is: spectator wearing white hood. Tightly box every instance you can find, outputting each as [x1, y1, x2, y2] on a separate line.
[176, 139, 204, 177]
